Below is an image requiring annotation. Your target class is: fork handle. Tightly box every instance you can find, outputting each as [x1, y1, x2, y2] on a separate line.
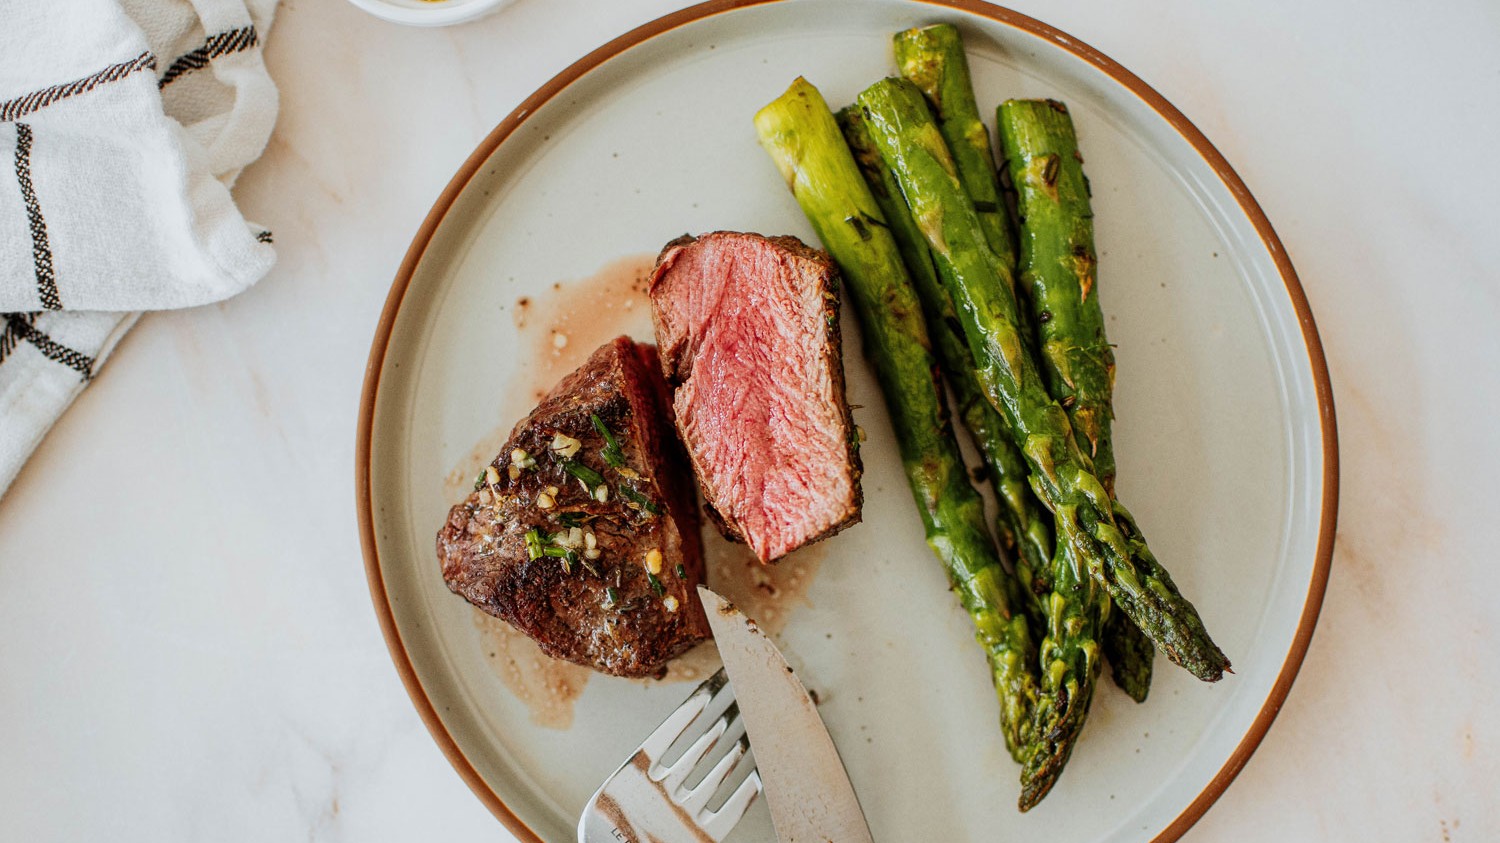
[577, 758, 709, 843]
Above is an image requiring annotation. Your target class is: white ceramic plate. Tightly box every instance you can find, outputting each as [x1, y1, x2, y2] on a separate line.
[357, 2, 1337, 841]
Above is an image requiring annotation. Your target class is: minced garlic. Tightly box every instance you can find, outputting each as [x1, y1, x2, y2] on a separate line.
[551, 432, 582, 459]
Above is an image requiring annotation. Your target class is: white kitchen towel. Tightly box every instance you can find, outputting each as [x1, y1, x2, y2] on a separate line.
[0, 0, 278, 494]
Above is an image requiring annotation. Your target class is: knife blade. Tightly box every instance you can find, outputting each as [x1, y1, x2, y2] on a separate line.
[698, 585, 874, 843]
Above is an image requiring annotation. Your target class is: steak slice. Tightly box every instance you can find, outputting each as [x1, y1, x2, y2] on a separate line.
[649, 231, 862, 563]
[437, 336, 708, 678]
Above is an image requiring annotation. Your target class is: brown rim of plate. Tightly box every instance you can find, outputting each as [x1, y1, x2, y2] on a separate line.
[355, 1, 1340, 840]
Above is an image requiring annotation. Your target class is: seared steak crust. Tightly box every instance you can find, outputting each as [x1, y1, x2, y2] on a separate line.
[437, 337, 708, 678]
[650, 231, 863, 563]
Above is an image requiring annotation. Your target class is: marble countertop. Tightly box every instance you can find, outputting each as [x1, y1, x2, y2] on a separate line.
[2, 0, 1495, 840]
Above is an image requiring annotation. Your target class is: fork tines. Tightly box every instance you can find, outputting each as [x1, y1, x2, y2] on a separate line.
[644, 669, 761, 837]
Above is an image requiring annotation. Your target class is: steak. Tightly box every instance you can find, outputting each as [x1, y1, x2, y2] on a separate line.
[649, 231, 862, 563]
[437, 337, 708, 678]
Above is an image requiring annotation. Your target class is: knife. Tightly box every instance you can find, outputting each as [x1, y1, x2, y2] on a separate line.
[698, 585, 875, 843]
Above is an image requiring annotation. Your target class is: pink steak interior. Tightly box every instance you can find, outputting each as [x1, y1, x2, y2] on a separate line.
[651, 232, 861, 562]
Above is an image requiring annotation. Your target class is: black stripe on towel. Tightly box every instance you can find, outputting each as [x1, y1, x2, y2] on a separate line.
[159, 26, 260, 89]
[0, 52, 157, 123]
[0, 313, 33, 365]
[22, 321, 95, 379]
[0, 313, 95, 379]
[13, 124, 61, 311]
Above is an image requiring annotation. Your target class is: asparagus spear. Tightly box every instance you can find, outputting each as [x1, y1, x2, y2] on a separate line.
[837, 104, 1054, 621]
[896, 26, 1152, 700]
[891, 26, 1136, 720]
[755, 77, 1038, 760]
[995, 99, 1114, 479]
[855, 77, 1229, 683]
[996, 98, 1159, 699]
[894, 24, 1018, 266]
[848, 75, 1104, 803]
[1020, 538, 1102, 810]
[1101, 579, 1154, 701]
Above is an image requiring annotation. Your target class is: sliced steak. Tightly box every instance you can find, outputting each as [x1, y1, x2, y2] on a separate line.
[649, 231, 862, 563]
[437, 336, 708, 678]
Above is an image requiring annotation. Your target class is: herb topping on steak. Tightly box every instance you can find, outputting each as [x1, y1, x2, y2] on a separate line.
[437, 337, 707, 678]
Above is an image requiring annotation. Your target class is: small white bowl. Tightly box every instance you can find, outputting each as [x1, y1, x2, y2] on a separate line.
[344, 0, 515, 27]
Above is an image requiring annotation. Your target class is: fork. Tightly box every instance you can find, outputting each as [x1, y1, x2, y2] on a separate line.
[578, 668, 763, 843]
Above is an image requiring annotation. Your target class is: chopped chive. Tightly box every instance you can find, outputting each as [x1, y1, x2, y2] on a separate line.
[589, 413, 618, 448]
[590, 414, 628, 469]
[541, 545, 577, 574]
[619, 484, 662, 515]
[647, 572, 666, 597]
[675, 563, 686, 580]
[473, 469, 486, 491]
[524, 529, 544, 561]
[564, 460, 605, 489]
[542, 546, 579, 563]
[606, 586, 620, 606]
[556, 512, 586, 528]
